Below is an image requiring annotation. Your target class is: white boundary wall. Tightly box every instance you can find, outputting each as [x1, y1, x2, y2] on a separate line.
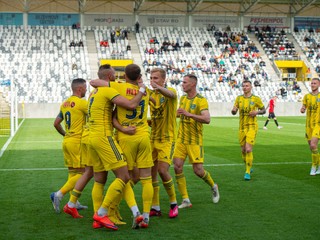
[19, 102, 303, 118]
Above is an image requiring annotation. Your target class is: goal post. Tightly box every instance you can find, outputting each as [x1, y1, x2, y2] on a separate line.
[0, 79, 19, 137]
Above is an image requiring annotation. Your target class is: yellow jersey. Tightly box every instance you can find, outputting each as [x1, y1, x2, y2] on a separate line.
[303, 93, 320, 129]
[177, 94, 208, 145]
[233, 95, 264, 130]
[58, 95, 87, 142]
[87, 87, 120, 136]
[110, 82, 149, 140]
[149, 87, 177, 142]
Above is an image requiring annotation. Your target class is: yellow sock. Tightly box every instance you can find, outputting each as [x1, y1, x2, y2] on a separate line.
[246, 152, 253, 174]
[60, 172, 82, 195]
[92, 181, 104, 213]
[123, 182, 137, 208]
[312, 149, 318, 167]
[152, 181, 160, 207]
[163, 178, 177, 203]
[242, 152, 246, 163]
[175, 173, 189, 199]
[140, 176, 153, 214]
[70, 189, 82, 204]
[68, 171, 77, 179]
[67, 171, 77, 197]
[201, 170, 214, 188]
[101, 178, 125, 210]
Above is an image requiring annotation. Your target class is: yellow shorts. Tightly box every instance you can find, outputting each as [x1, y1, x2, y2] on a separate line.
[173, 142, 204, 164]
[62, 140, 83, 168]
[89, 135, 127, 172]
[306, 125, 320, 140]
[239, 128, 257, 146]
[81, 142, 93, 167]
[151, 141, 175, 165]
[118, 135, 153, 171]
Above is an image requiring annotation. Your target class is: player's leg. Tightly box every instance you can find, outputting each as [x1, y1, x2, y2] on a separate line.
[309, 136, 319, 176]
[150, 159, 161, 216]
[189, 145, 219, 204]
[64, 166, 93, 218]
[263, 117, 270, 129]
[158, 161, 178, 217]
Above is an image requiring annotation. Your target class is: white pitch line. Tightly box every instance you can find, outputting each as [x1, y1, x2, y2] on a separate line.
[0, 161, 309, 171]
[10, 140, 62, 144]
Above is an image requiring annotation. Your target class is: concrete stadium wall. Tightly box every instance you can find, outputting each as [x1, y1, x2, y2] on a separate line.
[19, 102, 303, 119]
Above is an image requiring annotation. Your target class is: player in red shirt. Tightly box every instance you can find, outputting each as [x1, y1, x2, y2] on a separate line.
[263, 96, 282, 130]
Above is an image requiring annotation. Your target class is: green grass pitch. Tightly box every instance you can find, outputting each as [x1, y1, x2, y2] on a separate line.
[0, 117, 320, 240]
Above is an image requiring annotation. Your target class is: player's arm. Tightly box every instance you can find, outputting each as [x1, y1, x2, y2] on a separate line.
[112, 87, 145, 110]
[90, 79, 109, 88]
[300, 104, 306, 113]
[150, 82, 176, 99]
[231, 97, 239, 115]
[249, 106, 266, 117]
[112, 109, 136, 135]
[176, 108, 210, 124]
[149, 95, 156, 105]
[231, 106, 238, 115]
[53, 112, 65, 136]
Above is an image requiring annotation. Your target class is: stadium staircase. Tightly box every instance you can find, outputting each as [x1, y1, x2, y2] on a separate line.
[248, 33, 280, 82]
[85, 30, 99, 80]
[286, 33, 310, 96]
[130, 33, 146, 80]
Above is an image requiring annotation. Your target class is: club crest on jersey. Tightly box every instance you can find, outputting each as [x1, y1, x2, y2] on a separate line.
[250, 101, 254, 105]
[190, 104, 196, 109]
[160, 97, 165, 103]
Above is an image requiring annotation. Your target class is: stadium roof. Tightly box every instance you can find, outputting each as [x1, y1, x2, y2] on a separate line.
[1, 0, 320, 16]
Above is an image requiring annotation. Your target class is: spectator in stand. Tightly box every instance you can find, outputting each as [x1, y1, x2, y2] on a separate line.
[183, 41, 192, 47]
[127, 44, 131, 51]
[110, 30, 116, 44]
[135, 21, 140, 33]
[294, 26, 299, 33]
[78, 40, 84, 47]
[69, 40, 75, 47]
[100, 40, 109, 47]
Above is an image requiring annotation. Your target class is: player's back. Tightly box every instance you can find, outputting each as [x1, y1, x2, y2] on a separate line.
[111, 82, 149, 140]
[60, 95, 87, 141]
[88, 86, 119, 136]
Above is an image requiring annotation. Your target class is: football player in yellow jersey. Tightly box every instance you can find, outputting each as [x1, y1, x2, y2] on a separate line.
[63, 64, 124, 226]
[300, 77, 320, 176]
[231, 80, 265, 181]
[110, 64, 154, 228]
[87, 64, 146, 231]
[148, 68, 178, 218]
[51, 78, 88, 214]
[173, 74, 220, 209]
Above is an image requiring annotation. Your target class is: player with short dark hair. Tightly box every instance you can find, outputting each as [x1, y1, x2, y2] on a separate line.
[231, 80, 266, 181]
[173, 74, 220, 209]
[50, 78, 88, 214]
